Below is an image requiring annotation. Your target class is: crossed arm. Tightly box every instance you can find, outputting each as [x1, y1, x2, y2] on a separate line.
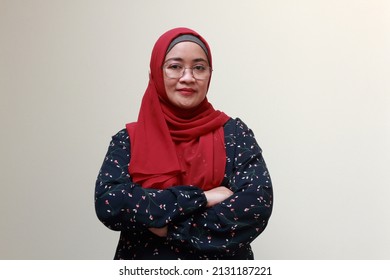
[95, 119, 272, 253]
[148, 186, 233, 237]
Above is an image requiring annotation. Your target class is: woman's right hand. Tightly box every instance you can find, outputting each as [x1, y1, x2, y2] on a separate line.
[204, 186, 233, 207]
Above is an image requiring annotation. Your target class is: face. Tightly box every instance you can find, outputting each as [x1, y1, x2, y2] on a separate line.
[163, 41, 210, 109]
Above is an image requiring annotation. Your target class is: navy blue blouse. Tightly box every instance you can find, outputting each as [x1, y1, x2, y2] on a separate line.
[95, 118, 273, 259]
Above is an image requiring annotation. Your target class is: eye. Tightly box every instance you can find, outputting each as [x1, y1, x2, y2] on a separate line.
[167, 63, 183, 71]
[193, 65, 207, 72]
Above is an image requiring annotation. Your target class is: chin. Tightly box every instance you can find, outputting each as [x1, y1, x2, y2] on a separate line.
[174, 99, 200, 109]
[176, 103, 195, 109]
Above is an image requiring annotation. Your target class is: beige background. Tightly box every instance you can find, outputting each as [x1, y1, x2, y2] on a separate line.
[1, 0, 389, 259]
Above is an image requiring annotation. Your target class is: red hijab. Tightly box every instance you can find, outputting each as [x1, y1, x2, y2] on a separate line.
[126, 27, 230, 190]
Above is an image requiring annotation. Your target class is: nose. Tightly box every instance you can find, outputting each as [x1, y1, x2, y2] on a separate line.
[179, 68, 195, 82]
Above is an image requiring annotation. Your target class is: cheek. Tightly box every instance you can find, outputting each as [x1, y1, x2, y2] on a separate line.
[164, 78, 174, 92]
[199, 81, 209, 96]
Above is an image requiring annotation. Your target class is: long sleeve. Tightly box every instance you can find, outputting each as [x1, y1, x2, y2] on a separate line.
[167, 118, 273, 254]
[95, 129, 207, 231]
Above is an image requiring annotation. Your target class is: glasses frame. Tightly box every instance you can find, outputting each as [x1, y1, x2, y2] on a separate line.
[162, 64, 213, 80]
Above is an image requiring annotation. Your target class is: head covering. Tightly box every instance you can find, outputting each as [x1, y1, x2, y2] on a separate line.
[166, 34, 209, 58]
[126, 27, 230, 190]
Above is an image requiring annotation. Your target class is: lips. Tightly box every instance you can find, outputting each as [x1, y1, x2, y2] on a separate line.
[177, 88, 196, 96]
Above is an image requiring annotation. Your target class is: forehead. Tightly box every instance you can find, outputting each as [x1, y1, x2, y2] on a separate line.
[165, 41, 208, 62]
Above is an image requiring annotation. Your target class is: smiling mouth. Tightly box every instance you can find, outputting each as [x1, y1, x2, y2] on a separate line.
[177, 88, 195, 95]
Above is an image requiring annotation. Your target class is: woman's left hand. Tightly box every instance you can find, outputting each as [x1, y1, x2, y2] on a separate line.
[204, 186, 233, 207]
[148, 226, 168, 237]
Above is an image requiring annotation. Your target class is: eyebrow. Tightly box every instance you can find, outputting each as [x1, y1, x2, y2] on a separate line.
[164, 57, 209, 64]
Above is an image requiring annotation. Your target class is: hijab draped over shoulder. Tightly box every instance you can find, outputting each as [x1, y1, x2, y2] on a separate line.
[126, 27, 230, 190]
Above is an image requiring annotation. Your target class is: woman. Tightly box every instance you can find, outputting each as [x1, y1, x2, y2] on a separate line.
[95, 27, 273, 259]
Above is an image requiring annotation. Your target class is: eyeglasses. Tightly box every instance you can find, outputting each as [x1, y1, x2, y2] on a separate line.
[163, 63, 212, 80]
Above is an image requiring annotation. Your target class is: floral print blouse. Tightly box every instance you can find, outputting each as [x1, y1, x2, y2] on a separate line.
[95, 118, 273, 259]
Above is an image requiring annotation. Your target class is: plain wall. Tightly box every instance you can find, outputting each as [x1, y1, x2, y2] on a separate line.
[1, 0, 389, 259]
